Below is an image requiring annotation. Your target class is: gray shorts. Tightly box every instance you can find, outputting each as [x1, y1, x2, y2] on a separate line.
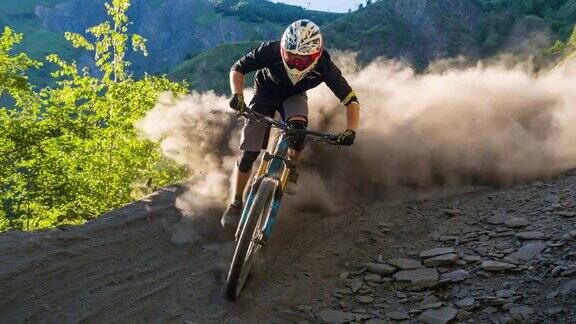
[240, 94, 308, 151]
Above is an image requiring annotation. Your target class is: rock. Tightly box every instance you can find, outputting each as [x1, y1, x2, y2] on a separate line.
[357, 295, 374, 304]
[485, 296, 507, 306]
[417, 307, 458, 324]
[297, 305, 313, 311]
[420, 247, 455, 258]
[456, 309, 472, 320]
[440, 270, 469, 283]
[545, 307, 563, 316]
[561, 279, 576, 295]
[509, 305, 533, 318]
[363, 263, 396, 275]
[388, 258, 423, 270]
[515, 231, 549, 240]
[365, 319, 387, 324]
[385, 309, 410, 321]
[556, 211, 576, 218]
[439, 235, 458, 242]
[422, 302, 443, 310]
[420, 295, 439, 305]
[455, 297, 475, 310]
[423, 253, 458, 267]
[464, 255, 481, 262]
[339, 271, 349, 279]
[393, 268, 439, 288]
[482, 306, 498, 314]
[496, 289, 515, 298]
[487, 212, 511, 225]
[545, 194, 560, 204]
[442, 208, 463, 216]
[316, 309, 356, 323]
[481, 260, 516, 271]
[364, 274, 383, 283]
[350, 279, 363, 293]
[505, 217, 529, 228]
[507, 242, 547, 262]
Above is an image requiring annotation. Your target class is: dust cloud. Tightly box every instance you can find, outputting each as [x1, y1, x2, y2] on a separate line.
[138, 55, 576, 228]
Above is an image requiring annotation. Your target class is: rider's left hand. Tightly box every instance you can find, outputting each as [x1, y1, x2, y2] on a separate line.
[336, 129, 356, 146]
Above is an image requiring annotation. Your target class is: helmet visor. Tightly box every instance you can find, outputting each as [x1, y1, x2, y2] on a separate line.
[284, 51, 319, 71]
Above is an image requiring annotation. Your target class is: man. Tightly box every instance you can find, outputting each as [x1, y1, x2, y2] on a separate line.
[221, 19, 360, 228]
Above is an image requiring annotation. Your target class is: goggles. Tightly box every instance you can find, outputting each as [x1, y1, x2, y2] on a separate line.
[282, 49, 321, 71]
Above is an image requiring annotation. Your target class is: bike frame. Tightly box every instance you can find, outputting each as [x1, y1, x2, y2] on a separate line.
[235, 131, 292, 241]
[233, 110, 336, 242]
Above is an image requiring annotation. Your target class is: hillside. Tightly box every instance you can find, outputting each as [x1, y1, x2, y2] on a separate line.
[0, 0, 341, 87]
[172, 0, 576, 92]
[1, 169, 575, 321]
[323, 0, 576, 67]
[168, 41, 261, 93]
[323, 0, 482, 68]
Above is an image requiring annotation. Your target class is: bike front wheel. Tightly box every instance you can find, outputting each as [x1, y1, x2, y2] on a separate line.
[225, 177, 277, 300]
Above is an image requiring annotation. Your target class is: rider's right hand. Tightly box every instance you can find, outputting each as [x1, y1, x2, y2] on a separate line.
[229, 93, 247, 113]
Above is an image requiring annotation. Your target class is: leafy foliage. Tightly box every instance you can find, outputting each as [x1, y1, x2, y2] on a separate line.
[0, 0, 187, 231]
[547, 25, 576, 64]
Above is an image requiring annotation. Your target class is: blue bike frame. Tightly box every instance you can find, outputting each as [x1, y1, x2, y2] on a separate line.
[235, 132, 292, 241]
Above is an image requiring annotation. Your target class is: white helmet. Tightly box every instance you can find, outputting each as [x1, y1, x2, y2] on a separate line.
[280, 19, 323, 85]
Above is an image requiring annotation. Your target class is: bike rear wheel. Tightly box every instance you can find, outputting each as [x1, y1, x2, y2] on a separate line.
[225, 177, 277, 300]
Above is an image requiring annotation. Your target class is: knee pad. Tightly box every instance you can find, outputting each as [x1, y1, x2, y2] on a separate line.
[237, 151, 259, 173]
[287, 120, 307, 151]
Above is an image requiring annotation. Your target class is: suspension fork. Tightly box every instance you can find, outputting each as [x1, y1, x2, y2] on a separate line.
[235, 135, 292, 241]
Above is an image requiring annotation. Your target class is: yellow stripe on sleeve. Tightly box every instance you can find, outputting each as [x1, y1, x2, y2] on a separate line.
[342, 90, 357, 105]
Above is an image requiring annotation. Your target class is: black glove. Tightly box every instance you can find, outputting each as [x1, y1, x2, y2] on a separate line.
[229, 93, 247, 113]
[336, 129, 356, 146]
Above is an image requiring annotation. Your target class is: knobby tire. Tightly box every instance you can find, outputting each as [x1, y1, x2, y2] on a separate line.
[225, 177, 277, 300]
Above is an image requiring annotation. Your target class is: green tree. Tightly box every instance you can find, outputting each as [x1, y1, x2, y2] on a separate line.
[0, 27, 42, 108]
[545, 25, 576, 64]
[1, 0, 187, 231]
[563, 25, 576, 62]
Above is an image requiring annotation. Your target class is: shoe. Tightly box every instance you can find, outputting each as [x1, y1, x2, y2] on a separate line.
[285, 168, 299, 195]
[221, 203, 242, 229]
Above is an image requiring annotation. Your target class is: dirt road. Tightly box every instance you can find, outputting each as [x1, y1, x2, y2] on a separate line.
[1, 172, 576, 323]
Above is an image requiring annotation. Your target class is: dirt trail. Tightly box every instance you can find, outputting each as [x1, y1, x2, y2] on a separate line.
[1, 172, 576, 323]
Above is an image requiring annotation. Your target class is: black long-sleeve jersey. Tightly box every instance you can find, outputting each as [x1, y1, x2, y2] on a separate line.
[232, 40, 358, 105]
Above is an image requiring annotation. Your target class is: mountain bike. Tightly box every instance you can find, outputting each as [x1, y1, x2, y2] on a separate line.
[225, 110, 338, 300]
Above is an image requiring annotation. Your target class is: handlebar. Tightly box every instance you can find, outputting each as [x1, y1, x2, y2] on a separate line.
[238, 110, 338, 145]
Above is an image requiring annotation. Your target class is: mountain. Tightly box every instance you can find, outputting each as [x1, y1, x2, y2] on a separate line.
[323, 0, 576, 67]
[323, 0, 483, 68]
[170, 0, 576, 94]
[1, 0, 342, 86]
[3, 0, 575, 92]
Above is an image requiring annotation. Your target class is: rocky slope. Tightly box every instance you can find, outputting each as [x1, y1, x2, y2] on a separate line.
[33, 0, 281, 76]
[1, 0, 340, 85]
[1, 168, 575, 322]
[323, 0, 484, 67]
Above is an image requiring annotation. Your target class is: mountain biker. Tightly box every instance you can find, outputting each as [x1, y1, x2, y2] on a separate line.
[221, 19, 360, 228]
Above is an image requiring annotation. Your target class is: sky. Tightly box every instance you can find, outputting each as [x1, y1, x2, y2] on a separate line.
[275, 0, 361, 13]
